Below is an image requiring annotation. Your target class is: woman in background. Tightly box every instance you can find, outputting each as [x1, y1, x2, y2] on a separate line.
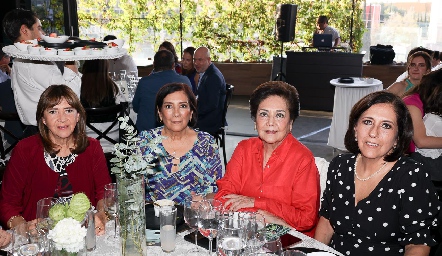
[158, 41, 182, 74]
[181, 46, 197, 92]
[387, 51, 431, 97]
[315, 91, 439, 255]
[80, 59, 123, 153]
[138, 83, 222, 204]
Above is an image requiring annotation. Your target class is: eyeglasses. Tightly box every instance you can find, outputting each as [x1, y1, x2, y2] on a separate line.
[409, 63, 427, 68]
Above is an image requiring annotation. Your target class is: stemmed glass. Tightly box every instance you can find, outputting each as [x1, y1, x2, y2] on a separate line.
[197, 199, 223, 255]
[104, 183, 118, 239]
[183, 194, 205, 253]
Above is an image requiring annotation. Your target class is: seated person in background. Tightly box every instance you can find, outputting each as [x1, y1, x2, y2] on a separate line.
[157, 41, 182, 74]
[215, 81, 320, 237]
[0, 46, 25, 146]
[395, 47, 434, 82]
[181, 46, 198, 92]
[402, 69, 442, 181]
[103, 35, 137, 75]
[138, 83, 222, 204]
[314, 15, 340, 47]
[133, 50, 191, 132]
[387, 51, 431, 97]
[193, 46, 226, 134]
[416, 113, 442, 159]
[315, 91, 440, 255]
[2, 9, 81, 131]
[80, 59, 123, 153]
[432, 50, 440, 68]
[0, 85, 111, 235]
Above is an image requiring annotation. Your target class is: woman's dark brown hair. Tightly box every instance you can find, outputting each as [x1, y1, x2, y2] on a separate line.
[344, 91, 413, 162]
[404, 69, 442, 115]
[249, 81, 300, 122]
[80, 59, 118, 108]
[155, 83, 197, 127]
[182, 46, 196, 76]
[159, 41, 179, 65]
[406, 51, 432, 74]
[37, 84, 89, 155]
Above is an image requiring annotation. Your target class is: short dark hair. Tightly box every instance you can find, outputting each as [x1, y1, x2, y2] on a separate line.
[344, 91, 413, 162]
[3, 9, 38, 42]
[159, 41, 178, 64]
[249, 81, 300, 122]
[37, 85, 89, 155]
[407, 51, 432, 72]
[103, 35, 117, 41]
[317, 16, 328, 24]
[155, 83, 197, 127]
[433, 51, 440, 61]
[153, 50, 175, 71]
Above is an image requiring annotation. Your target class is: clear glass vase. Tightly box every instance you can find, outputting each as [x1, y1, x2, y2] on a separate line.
[117, 175, 147, 255]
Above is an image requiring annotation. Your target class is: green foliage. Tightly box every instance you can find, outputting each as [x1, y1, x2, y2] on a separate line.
[77, 0, 364, 62]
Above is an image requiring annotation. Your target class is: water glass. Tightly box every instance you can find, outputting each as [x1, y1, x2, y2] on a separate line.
[217, 214, 247, 255]
[36, 197, 56, 232]
[198, 199, 223, 254]
[9, 222, 41, 256]
[183, 194, 205, 253]
[160, 205, 177, 253]
[104, 183, 118, 239]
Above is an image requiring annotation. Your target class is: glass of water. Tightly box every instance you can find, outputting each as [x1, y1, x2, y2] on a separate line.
[217, 213, 247, 256]
[197, 199, 223, 255]
[104, 183, 118, 239]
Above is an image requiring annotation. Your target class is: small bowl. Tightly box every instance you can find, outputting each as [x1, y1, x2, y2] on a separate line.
[57, 49, 74, 56]
[74, 47, 91, 56]
[14, 40, 37, 51]
[41, 35, 69, 44]
[27, 45, 42, 55]
[90, 48, 104, 56]
[105, 46, 119, 54]
[153, 199, 174, 217]
[40, 47, 57, 56]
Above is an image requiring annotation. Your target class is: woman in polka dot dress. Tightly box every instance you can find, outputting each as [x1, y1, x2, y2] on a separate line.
[315, 91, 440, 255]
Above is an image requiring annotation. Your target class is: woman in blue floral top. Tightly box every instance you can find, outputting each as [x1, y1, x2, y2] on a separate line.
[138, 83, 223, 204]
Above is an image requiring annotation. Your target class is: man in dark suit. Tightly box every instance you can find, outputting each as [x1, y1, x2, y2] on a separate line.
[193, 46, 226, 134]
[133, 50, 191, 132]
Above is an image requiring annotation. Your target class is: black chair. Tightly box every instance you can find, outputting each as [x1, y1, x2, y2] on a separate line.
[84, 102, 129, 183]
[0, 111, 23, 160]
[211, 83, 234, 166]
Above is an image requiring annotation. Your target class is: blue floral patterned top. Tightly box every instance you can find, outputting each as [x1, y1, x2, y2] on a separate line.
[138, 127, 223, 204]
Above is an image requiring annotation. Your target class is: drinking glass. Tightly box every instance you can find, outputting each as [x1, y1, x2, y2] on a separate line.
[108, 71, 117, 82]
[240, 212, 266, 253]
[36, 197, 55, 232]
[104, 183, 118, 239]
[9, 222, 40, 256]
[197, 199, 223, 255]
[217, 214, 247, 255]
[160, 205, 177, 253]
[183, 194, 205, 253]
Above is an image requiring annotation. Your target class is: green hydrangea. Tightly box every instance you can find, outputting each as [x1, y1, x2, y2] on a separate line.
[69, 192, 91, 215]
[49, 204, 67, 223]
[66, 207, 86, 222]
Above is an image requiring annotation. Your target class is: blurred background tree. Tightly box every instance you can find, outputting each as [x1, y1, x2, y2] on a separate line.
[77, 0, 364, 63]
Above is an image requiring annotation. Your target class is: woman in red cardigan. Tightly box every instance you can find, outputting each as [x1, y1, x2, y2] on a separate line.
[215, 81, 320, 237]
[0, 85, 111, 235]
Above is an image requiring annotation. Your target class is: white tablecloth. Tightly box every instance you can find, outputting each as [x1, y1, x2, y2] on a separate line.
[87, 221, 344, 256]
[327, 78, 383, 150]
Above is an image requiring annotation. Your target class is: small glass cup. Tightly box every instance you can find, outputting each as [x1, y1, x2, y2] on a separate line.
[160, 205, 177, 253]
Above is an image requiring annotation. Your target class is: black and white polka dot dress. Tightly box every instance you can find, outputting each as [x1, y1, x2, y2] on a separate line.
[320, 154, 440, 256]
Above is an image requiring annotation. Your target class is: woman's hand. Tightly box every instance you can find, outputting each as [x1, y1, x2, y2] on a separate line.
[222, 194, 255, 212]
[94, 211, 107, 236]
[0, 229, 12, 248]
[256, 210, 290, 227]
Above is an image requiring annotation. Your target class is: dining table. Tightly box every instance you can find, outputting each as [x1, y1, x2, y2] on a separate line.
[88, 220, 344, 256]
[327, 77, 383, 151]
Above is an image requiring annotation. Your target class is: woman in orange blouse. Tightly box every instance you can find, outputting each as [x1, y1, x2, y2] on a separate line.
[215, 81, 320, 237]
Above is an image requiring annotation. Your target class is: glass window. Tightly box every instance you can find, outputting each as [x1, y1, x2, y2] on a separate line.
[31, 0, 66, 35]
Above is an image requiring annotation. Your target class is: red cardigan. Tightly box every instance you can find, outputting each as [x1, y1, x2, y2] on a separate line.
[0, 135, 111, 226]
[215, 135, 320, 237]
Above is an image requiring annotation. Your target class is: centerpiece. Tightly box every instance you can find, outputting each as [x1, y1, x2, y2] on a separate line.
[110, 116, 163, 255]
[45, 193, 92, 256]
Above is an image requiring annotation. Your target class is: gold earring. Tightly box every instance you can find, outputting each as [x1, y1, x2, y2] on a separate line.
[254, 123, 257, 131]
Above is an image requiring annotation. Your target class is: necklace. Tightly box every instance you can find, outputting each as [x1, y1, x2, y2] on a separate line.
[165, 130, 188, 166]
[354, 154, 388, 181]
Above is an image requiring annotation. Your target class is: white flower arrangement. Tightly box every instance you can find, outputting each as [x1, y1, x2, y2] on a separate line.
[47, 217, 87, 253]
[111, 116, 163, 180]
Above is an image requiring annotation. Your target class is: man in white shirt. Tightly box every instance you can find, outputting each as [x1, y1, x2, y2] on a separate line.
[2, 9, 81, 128]
[314, 15, 341, 47]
